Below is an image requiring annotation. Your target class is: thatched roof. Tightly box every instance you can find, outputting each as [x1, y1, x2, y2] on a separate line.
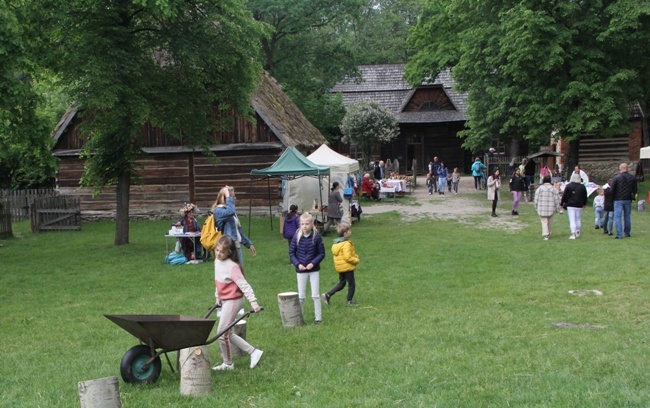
[252, 72, 327, 149]
[52, 72, 327, 151]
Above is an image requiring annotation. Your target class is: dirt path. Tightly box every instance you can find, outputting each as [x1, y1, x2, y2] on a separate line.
[360, 176, 530, 231]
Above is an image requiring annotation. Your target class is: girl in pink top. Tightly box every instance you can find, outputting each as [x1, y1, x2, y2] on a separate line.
[212, 235, 263, 371]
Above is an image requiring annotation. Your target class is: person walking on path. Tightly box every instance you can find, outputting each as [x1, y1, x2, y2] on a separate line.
[322, 223, 360, 306]
[451, 167, 461, 194]
[289, 212, 325, 324]
[509, 168, 526, 215]
[487, 168, 501, 217]
[534, 174, 561, 240]
[560, 173, 588, 239]
[611, 162, 638, 239]
[211, 235, 263, 371]
[437, 161, 448, 195]
[472, 157, 487, 190]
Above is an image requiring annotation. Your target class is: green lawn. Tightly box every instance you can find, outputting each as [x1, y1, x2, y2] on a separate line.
[2, 184, 650, 407]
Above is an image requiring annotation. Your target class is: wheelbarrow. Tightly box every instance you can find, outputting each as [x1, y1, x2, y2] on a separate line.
[105, 304, 262, 384]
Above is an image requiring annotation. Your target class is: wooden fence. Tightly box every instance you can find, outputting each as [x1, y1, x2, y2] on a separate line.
[30, 196, 81, 232]
[0, 201, 12, 239]
[0, 189, 58, 222]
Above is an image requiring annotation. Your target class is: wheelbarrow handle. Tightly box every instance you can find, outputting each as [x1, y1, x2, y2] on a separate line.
[203, 306, 264, 346]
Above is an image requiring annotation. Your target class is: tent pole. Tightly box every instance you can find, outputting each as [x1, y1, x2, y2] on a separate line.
[267, 177, 273, 230]
[318, 175, 325, 226]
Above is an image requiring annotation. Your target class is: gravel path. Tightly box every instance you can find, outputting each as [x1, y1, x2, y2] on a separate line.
[360, 176, 531, 231]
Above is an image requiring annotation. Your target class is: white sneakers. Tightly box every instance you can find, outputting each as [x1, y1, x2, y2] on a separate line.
[250, 349, 264, 369]
[569, 234, 576, 240]
[212, 349, 264, 371]
[212, 362, 234, 371]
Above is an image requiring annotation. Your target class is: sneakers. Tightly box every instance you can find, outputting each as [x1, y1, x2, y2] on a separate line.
[212, 362, 234, 371]
[347, 300, 359, 306]
[250, 349, 264, 369]
[569, 234, 576, 240]
[543, 236, 549, 241]
[321, 293, 330, 305]
[576, 231, 580, 238]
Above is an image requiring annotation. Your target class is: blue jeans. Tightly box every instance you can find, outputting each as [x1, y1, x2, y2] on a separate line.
[603, 211, 614, 233]
[613, 200, 632, 238]
[438, 177, 447, 193]
[594, 207, 604, 227]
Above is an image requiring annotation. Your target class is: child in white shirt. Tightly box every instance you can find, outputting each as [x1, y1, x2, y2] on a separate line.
[593, 188, 605, 229]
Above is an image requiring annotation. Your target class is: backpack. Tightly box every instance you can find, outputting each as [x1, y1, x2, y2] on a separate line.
[165, 252, 187, 265]
[200, 214, 222, 252]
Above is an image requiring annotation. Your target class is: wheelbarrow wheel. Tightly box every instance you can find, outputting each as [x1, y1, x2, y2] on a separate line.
[120, 345, 162, 384]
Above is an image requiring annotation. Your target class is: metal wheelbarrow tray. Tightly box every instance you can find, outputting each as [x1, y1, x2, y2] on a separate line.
[105, 305, 254, 385]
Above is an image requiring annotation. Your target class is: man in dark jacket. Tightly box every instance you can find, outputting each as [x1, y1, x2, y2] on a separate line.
[610, 162, 638, 239]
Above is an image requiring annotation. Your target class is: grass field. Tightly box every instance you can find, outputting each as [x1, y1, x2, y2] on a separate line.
[2, 182, 650, 407]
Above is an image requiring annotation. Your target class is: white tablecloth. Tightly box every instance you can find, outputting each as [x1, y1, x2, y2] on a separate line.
[381, 179, 407, 193]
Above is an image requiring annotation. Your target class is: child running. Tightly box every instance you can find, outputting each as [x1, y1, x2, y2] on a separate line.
[212, 235, 263, 371]
[322, 223, 360, 306]
[289, 212, 325, 324]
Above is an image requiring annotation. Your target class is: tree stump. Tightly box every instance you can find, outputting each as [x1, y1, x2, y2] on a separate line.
[230, 319, 247, 357]
[278, 291, 304, 327]
[179, 346, 212, 396]
[78, 376, 122, 408]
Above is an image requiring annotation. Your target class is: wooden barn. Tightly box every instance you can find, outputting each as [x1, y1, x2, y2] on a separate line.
[331, 64, 472, 174]
[51, 72, 327, 218]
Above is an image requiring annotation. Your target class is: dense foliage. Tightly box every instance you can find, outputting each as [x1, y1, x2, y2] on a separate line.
[340, 101, 399, 168]
[406, 0, 650, 154]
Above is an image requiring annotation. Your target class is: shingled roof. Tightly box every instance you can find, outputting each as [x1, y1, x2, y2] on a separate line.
[331, 64, 469, 123]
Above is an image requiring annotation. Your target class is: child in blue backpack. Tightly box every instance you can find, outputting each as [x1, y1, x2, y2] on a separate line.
[289, 212, 325, 324]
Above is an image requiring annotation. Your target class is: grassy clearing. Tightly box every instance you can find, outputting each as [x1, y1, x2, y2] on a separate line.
[1, 183, 650, 407]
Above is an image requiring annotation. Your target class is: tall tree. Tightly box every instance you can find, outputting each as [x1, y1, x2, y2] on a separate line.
[247, 0, 365, 142]
[344, 0, 421, 65]
[39, 0, 263, 245]
[406, 0, 650, 162]
[0, 1, 57, 189]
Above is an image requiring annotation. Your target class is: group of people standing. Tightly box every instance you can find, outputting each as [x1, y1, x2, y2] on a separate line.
[532, 163, 638, 240]
[428, 156, 461, 195]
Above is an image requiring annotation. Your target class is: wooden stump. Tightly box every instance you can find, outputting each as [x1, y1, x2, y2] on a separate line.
[278, 291, 304, 327]
[179, 346, 212, 397]
[78, 376, 122, 408]
[230, 319, 247, 358]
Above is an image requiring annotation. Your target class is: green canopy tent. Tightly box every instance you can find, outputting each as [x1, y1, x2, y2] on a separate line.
[249, 146, 330, 232]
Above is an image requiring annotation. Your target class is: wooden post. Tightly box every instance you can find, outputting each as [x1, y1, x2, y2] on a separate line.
[277, 291, 304, 327]
[179, 346, 212, 397]
[78, 376, 122, 408]
[230, 319, 247, 358]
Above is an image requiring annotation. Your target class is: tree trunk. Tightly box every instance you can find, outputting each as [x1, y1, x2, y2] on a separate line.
[277, 292, 304, 327]
[510, 138, 521, 157]
[78, 376, 122, 408]
[564, 138, 580, 180]
[179, 346, 212, 396]
[114, 171, 130, 246]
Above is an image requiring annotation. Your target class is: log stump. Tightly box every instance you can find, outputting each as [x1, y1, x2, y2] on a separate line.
[231, 319, 247, 358]
[78, 376, 122, 408]
[179, 346, 212, 396]
[278, 291, 304, 327]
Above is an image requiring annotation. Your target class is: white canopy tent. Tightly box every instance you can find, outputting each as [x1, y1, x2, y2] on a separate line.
[640, 146, 650, 159]
[283, 144, 360, 224]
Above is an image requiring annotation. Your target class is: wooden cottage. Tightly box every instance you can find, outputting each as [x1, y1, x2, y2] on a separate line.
[51, 72, 327, 218]
[331, 64, 472, 173]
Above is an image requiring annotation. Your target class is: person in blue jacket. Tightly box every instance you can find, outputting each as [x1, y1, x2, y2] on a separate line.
[471, 157, 488, 190]
[212, 186, 256, 265]
[289, 212, 325, 324]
